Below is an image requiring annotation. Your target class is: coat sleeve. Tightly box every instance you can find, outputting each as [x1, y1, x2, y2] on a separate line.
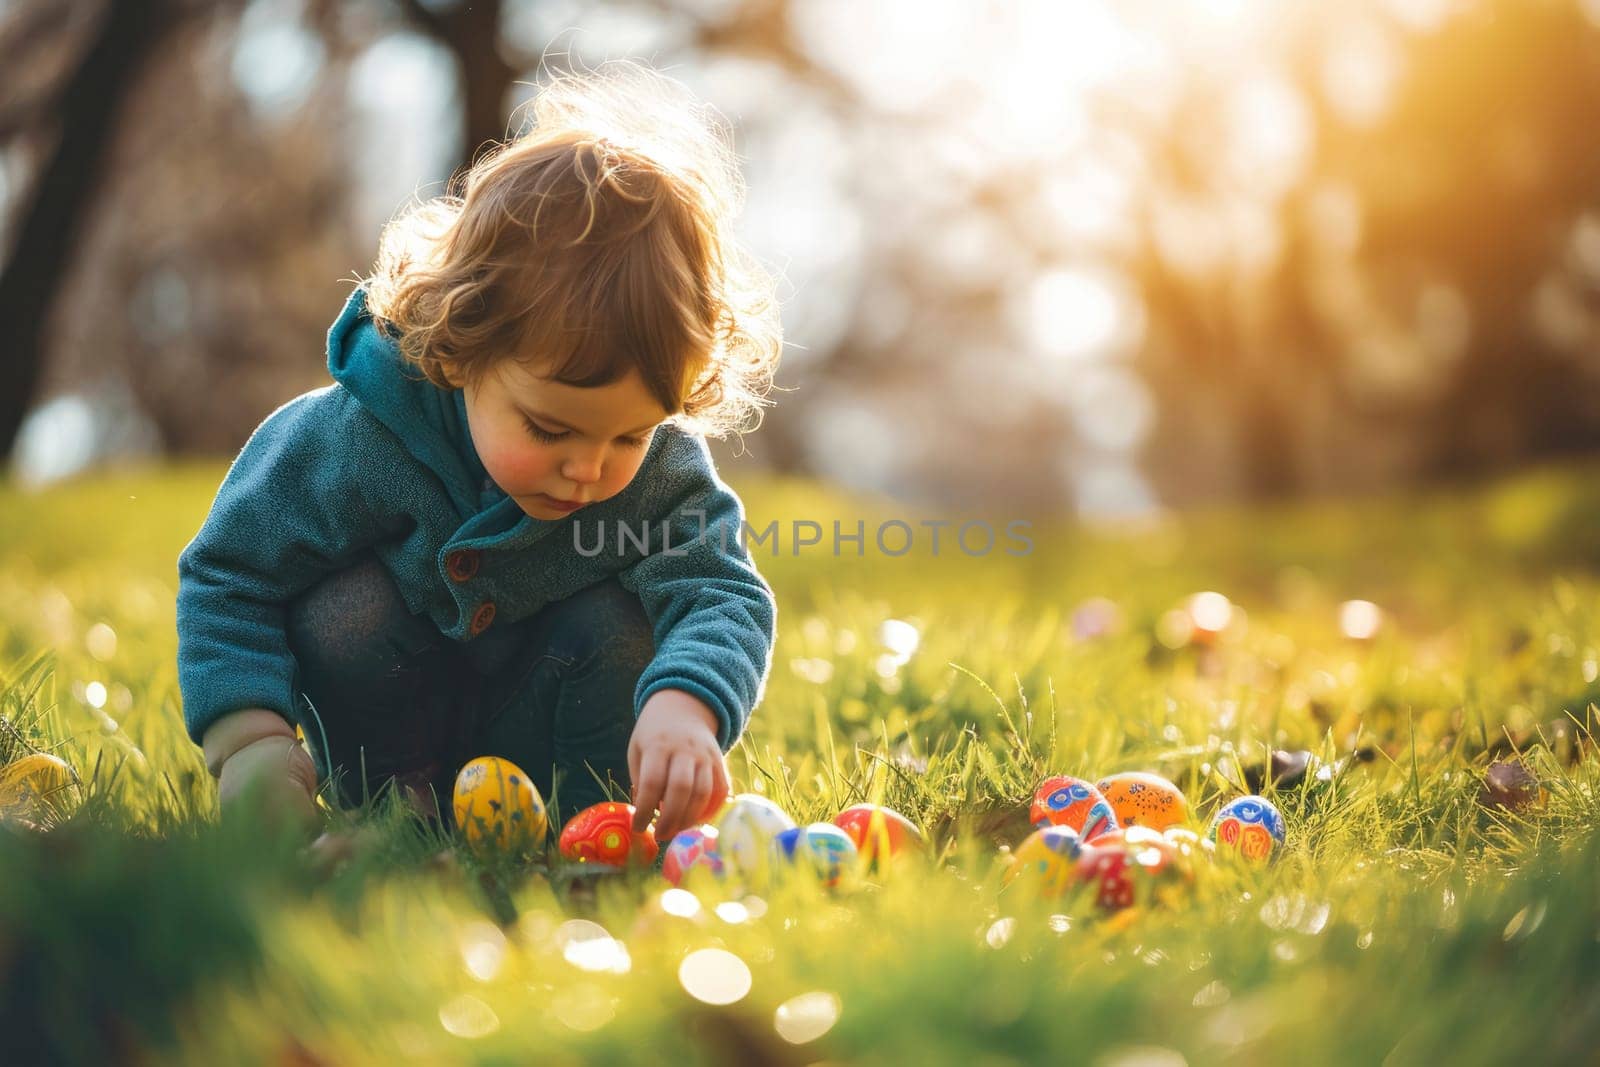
[616, 429, 777, 751]
[175, 387, 404, 747]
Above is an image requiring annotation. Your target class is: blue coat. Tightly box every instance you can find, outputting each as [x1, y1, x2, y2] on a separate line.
[176, 286, 776, 752]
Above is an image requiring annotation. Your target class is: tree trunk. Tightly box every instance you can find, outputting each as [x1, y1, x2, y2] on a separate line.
[0, 0, 184, 462]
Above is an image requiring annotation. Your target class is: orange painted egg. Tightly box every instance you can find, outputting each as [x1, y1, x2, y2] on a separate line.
[452, 756, 547, 854]
[1095, 772, 1189, 831]
[1030, 775, 1119, 840]
[1003, 825, 1083, 896]
[558, 802, 659, 867]
[832, 803, 923, 871]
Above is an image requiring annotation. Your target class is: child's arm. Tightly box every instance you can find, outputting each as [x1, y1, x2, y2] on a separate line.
[616, 429, 778, 753]
[177, 386, 407, 823]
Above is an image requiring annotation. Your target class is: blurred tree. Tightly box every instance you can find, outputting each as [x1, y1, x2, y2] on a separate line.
[386, 0, 519, 172]
[1346, 2, 1600, 480]
[36, 0, 368, 454]
[1129, 1, 1600, 503]
[0, 0, 190, 461]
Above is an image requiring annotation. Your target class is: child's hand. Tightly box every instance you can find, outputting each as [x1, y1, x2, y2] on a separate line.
[629, 689, 730, 844]
[204, 709, 321, 840]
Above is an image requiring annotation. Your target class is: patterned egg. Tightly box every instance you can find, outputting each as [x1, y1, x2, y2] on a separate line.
[712, 793, 797, 875]
[1207, 795, 1286, 862]
[832, 803, 923, 871]
[0, 752, 78, 826]
[558, 802, 659, 867]
[452, 756, 548, 854]
[1030, 775, 1119, 840]
[770, 823, 859, 887]
[661, 825, 726, 886]
[1095, 772, 1189, 831]
[1078, 827, 1194, 911]
[1003, 825, 1083, 896]
[1076, 845, 1137, 911]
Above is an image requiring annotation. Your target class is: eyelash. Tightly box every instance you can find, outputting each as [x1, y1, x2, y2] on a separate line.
[522, 416, 649, 450]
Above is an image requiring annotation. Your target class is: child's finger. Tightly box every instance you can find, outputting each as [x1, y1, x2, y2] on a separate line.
[657, 757, 698, 842]
[627, 737, 643, 803]
[698, 754, 731, 822]
[688, 761, 712, 829]
[632, 752, 666, 832]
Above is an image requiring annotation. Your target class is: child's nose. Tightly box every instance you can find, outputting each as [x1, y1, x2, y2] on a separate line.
[562, 454, 603, 484]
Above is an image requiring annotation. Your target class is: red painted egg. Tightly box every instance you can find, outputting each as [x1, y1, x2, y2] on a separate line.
[1077, 827, 1194, 912]
[832, 804, 923, 871]
[1094, 772, 1189, 831]
[558, 802, 659, 867]
[1030, 775, 1119, 840]
[1077, 845, 1137, 912]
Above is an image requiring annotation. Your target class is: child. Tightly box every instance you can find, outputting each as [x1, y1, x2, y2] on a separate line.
[175, 61, 782, 849]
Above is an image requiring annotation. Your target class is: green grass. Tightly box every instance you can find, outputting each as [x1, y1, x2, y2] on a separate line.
[2, 459, 1599, 1064]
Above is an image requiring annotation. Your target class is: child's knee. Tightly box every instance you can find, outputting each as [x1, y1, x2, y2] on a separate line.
[543, 578, 655, 671]
[286, 554, 431, 684]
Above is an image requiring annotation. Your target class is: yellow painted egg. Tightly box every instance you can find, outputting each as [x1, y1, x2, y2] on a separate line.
[1095, 772, 1189, 831]
[0, 752, 79, 826]
[1003, 826, 1083, 897]
[452, 756, 547, 854]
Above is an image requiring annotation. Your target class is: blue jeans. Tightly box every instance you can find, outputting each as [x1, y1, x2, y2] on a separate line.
[283, 551, 654, 825]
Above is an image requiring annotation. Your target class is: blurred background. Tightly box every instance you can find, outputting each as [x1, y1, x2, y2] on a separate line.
[3, 0, 1599, 518]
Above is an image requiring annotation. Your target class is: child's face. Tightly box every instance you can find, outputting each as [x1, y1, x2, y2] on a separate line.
[453, 356, 671, 520]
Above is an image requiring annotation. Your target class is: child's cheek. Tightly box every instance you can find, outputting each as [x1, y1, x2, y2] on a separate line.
[482, 442, 551, 493]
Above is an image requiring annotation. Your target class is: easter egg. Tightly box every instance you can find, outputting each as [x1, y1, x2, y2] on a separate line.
[832, 803, 922, 871]
[451, 756, 547, 854]
[1095, 772, 1189, 831]
[770, 823, 859, 887]
[1077, 827, 1194, 912]
[1030, 775, 1119, 841]
[661, 825, 726, 886]
[558, 802, 659, 867]
[1077, 844, 1137, 911]
[1003, 825, 1083, 896]
[712, 793, 797, 874]
[1207, 795, 1286, 863]
[0, 752, 78, 823]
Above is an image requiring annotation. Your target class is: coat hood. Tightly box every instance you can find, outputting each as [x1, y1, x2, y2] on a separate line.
[324, 284, 489, 518]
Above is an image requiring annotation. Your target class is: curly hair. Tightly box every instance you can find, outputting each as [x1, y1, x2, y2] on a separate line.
[362, 60, 782, 440]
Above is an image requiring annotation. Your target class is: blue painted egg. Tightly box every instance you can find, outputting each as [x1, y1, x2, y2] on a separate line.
[770, 823, 859, 887]
[1207, 795, 1286, 862]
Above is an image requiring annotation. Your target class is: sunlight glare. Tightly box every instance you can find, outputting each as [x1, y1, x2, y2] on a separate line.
[1338, 599, 1383, 640]
[774, 991, 843, 1044]
[678, 948, 753, 1005]
[438, 994, 500, 1039]
[1020, 268, 1130, 361]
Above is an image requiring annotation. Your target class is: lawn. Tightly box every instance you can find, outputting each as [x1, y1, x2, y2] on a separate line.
[1, 460, 1597, 1065]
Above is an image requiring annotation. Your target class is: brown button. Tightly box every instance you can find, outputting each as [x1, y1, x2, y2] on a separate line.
[446, 549, 480, 582]
[469, 600, 496, 636]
